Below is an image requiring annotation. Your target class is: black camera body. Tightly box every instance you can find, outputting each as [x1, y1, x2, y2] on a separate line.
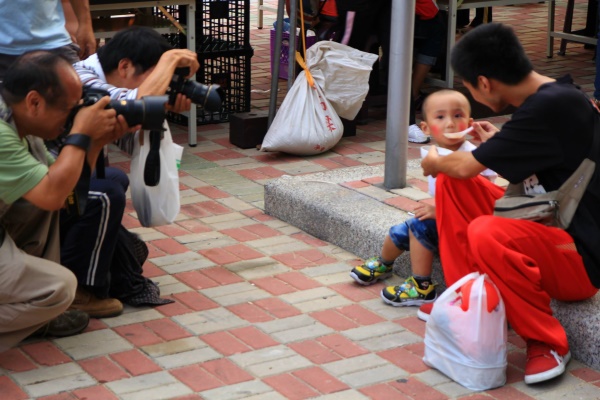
[168, 67, 222, 111]
[74, 86, 168, 132]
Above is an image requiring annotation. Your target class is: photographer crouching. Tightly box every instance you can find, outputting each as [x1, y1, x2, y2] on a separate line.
[43, 26, 221, 318]
[0, 50, 132, 350]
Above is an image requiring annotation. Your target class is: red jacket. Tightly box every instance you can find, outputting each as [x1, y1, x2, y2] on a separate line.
[416, 0, 439, 20]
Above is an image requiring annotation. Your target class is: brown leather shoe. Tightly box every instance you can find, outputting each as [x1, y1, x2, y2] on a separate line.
[69, 288, 123, 318]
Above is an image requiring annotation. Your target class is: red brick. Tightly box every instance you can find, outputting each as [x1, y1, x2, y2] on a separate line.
[359, 383, 411, 400]
[202, 358, 254, 384]
[172, 291, 220, 311]
[196, 149, 245, 161]
[220, 227, 260, 242]
[275, 272, 321, 290]
[507, 350, 527, 370]
[180, 204, 212, 218]
[571, 367, 600, 382]
[289, 340, 342, 364]
[156, 299, 194, 317]
[484, 385, 536, 399]
[194, 186, 230, 199]
[200, 267, 244, 285]
[506, 364, 524, 384]
[144, 318, 192, 341]
[272, 252, 314, 269]
[336, 304, 386, 326]
[295, 249, 337, 264]
[317, 334, 369, 358]
[21, 342, 71, 366]
[389, 377, 448, 400]
[310, 309, 358, 331]
[328, 155, 363, 167]
[84, 318, 109, 332]
[199, 247, 241, 264]
[329, 281, 381, 302]
[407, 178, 429, 193]
[197, 200, 231, 215]
[263, 373, 319, 400]
[150, 238, 189, 255]
[0, 376, 28, 400]
[253, 297, 302, 319]
[154, 224, 191, 237]
[0, 349, 37, 372]
[174, 270, 219, 290]
[314, 158, 345, 169]
[176, 219, 213, 233]
[229, 326, 279, 349]
[79, 357, 129, 382]
[111, 350, 161, 376]
[290, 233, 328, 247]
[121, 214, 142, 229]
[146, 242, 166, 259]
[142, 261, 166, 278]
[227, 302, 274, 323]
[404, 342, 425, 357]
[363, 176, 384, 184]
[244, 224, 282, 238]
[237, 169, 268, 180]
[377, 347, 429, 373]
[384, 196, 422, 212]
[170, 365, 222, 392]
[250, 277, 297, 295]
[396, 316, 426, 338]
[221, 244, 264, 261]
[255, 166, 287, 178]
[200, 331, 251, 356]
[293, 366, 349, 394]
[114, 323, 163, 347]
[38, 394, 75, 400]
[72, 385, 120, 400]
[241, 209, 276, 221]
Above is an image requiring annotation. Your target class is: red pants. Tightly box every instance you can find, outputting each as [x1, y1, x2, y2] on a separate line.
[435, 174, 597, 355]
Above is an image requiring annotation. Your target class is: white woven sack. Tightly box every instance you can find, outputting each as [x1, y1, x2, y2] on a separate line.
[306, 41, 378, 120]
[423, 272, 507, 391]
[260, 70, 343, 155]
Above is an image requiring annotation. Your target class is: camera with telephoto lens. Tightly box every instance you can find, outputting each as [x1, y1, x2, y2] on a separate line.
[63, 87, 169, 217]
[168, 67, 223, 111]
[65, 86, 169, 132]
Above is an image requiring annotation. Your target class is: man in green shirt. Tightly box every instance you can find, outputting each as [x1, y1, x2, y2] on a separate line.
[0, 50, 129, 351]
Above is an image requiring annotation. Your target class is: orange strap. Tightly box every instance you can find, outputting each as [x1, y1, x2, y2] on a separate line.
[296, 0, 314, 87]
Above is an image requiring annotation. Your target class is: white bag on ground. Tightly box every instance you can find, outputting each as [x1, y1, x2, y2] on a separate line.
[305, 41, 378, 120]
[130, 122, 180, 227]
[423, 272, 507, 391]
[261, 70, 343, 155]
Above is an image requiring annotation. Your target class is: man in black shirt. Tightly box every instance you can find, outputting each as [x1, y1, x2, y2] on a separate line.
[421, 23, 600, 385]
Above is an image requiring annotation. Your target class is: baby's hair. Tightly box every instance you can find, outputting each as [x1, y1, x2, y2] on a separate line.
[421, 89, 471, 121]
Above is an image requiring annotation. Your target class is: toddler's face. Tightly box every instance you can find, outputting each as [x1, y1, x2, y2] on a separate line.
[421, 93, 472, 150]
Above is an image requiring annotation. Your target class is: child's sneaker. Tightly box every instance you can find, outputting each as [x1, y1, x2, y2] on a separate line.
[350, 257, 393, 285]
[524, 341, 571, 384]
[380, 276, 437, 306]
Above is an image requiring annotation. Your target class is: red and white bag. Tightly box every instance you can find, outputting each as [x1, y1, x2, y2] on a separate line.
[423, 272, 507, 391]
[260, 70, 343, 155]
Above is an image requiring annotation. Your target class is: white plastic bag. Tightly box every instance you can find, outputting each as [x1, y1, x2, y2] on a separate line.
[306, 41, 378, 120]
[260, 70, 343, 155]
[423, 272, 507, 391]
[130, 122, 180, 227]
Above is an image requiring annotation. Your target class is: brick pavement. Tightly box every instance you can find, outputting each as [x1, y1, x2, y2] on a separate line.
[2, 1, 600, 399]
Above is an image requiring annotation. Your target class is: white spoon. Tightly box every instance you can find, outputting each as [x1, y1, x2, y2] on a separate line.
[443, 126, 474, 139]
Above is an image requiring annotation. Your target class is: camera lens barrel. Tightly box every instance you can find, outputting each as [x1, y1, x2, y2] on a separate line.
[109, 95, 168, 131]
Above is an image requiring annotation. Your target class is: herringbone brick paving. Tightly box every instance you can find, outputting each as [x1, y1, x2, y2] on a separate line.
[2, 1, 600, 399]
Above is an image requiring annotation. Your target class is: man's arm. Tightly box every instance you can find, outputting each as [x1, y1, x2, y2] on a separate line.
[136, 49, 199, 99]
[68, 0, 96, 60]
[421, 146, 487, 179]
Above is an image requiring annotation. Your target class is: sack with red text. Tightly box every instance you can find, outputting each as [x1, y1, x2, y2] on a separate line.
[260, 70, 343, 155]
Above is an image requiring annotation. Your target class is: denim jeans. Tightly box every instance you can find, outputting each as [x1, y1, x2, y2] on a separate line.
[389, 217, 438, 253]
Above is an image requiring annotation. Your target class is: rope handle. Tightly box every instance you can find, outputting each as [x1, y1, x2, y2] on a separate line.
[296, 0, 314, 87]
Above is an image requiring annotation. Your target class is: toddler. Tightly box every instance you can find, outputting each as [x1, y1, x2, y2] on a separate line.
[350, 89, 496, 306]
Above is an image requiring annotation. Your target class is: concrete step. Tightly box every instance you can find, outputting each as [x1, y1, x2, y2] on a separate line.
[264, 165, 600, 370]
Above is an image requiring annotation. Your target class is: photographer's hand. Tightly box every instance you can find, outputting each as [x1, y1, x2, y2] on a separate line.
[166, 93, 193, 113]
[70, 96, 117, 140]
[137, 49, 199, 98]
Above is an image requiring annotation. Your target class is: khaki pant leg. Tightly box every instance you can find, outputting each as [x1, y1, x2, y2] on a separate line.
[0, 235, 77, 352]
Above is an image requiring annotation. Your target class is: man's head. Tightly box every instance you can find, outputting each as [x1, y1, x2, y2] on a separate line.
[451, 23, 533, 88]
[420, 89, 472, 150]
[1, 50, 82, 139]
[98, 26, 173, 88]
[451, 23, 533, 113]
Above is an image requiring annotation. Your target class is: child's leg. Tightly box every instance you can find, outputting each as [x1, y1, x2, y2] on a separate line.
[350, 224, 408, 285]
[381, 219, 438, 306]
